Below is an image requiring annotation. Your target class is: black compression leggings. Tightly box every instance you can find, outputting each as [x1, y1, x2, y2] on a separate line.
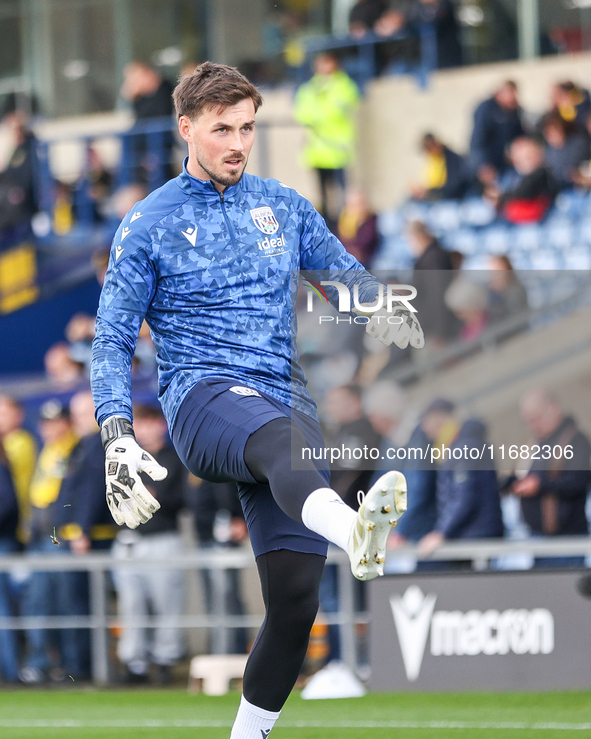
[243, 549, 326, 712]
[244, 417, 328, 524]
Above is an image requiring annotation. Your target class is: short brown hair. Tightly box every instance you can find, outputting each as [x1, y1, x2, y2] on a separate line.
[173, 61, 263, 120]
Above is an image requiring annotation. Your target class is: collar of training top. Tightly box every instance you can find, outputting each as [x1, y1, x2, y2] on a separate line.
[177, 156, 242, 202]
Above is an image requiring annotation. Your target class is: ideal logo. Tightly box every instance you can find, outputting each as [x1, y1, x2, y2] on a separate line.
[257, 234, 286, 253]
[390, 586, 555, 682]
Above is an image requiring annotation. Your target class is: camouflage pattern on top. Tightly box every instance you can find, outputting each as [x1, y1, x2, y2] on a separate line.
[91, 160, 380, 429]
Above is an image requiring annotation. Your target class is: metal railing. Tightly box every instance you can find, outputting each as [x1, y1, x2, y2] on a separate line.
[0, 546, 358, 684]
[303, 24, 437, 89]
[0, 537, 589, 685]
[33, 118, 299, 236]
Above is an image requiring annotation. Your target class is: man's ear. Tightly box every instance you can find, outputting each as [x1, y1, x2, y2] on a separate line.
[178, 115, 193, 143]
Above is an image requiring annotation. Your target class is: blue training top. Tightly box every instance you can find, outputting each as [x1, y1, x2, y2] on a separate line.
[91, 160, 380, 430]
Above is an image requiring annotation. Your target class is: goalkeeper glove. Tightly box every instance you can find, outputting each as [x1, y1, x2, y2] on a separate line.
[356, 306, 424, 349]
[101, 416, 167, 529]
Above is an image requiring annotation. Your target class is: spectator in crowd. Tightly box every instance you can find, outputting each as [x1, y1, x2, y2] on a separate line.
[104, 182, 147, 234]
[187, 477, 249, 655]
[511, 388, 591, 567]
[112, 403, 186, 684]
[348, 0, 388, 38]
[0, 99, 39, 248]
[323, 384, 382, 511]
[469, 80, 524, 176]
[56, 391, 113, 554]
[374, 6, 421, 76]
[120, 61, 175, 186]
[73, 146, 113, 226]
[487, 254, 528, 325]
[91, 247, 110, 287]
[495, 137, 558, 224]
[391, 419, 437, 546]
[541, 112, 589, 190]
[418, 399, 503, 560]
[0, 439, 19, 683]
[320, 383, 383, 663]
[20, 400, 79, 684]
[44, 342, 85, 390]
[335, 188, 379, 267]
[364, 381, 406, 459]
[444, 276, 489, 343]
[550, 81, 591, 130]
[0, 395, 36, 543]
[409, 0, 463, 69]
[408, 220, 459, 345]
[412, 132, 469, 202]
[49, 391, 114, 680]
[294, 52, 360, 226]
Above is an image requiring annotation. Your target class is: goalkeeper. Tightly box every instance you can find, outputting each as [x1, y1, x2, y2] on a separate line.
[91, 62, 423, 739]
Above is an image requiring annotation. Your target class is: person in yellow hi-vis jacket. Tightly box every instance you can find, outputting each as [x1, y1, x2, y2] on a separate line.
[294, 52, 359, 226]
[19, 400, 78, 684]
[0, 395, 37, 544]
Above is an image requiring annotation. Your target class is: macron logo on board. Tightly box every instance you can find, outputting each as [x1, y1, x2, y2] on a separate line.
[390, 586, 555, 682]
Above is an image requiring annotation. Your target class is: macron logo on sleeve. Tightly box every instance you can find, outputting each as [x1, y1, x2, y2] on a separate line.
[130, 211, 143, 223]
[181, 226, 198, 247]
[121, 227, 131, 240]
[115, 245, 124, 260]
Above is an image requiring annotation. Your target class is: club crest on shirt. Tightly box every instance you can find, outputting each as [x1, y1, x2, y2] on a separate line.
[250, 206, 279, 235]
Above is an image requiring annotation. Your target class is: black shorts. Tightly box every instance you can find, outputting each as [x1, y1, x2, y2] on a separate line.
[171, 377, 329, 558]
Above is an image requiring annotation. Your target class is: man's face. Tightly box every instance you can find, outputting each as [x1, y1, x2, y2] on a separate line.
[520, 400, 563, 439]
[179, 98, 256, 191]
[69, 392, 98, 438]
[39, 417, 71, 444]
[0, 398, 22, 437]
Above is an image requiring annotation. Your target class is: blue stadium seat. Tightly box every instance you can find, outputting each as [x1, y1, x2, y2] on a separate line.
[458, 198, 496, 227]
[377, 210, 405, 238]
[446, 228, 477, 255]
[554, 190, 588, 219]
[564, 246, 591, 270]
[530, 250, 564, 270]
[426, 201, 461, 232]
[545, 218, 574, 250]
[514, 224, 542, 251]
[578, 217, 591, 244]
[483, 226, 510, 255]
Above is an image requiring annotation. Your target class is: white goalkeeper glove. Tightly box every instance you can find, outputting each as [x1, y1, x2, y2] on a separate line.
[101, 416, 167, 529]
[357, 306, 424, 349]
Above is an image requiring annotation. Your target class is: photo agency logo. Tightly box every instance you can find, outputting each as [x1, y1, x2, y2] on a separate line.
[303, 279, 417, 324]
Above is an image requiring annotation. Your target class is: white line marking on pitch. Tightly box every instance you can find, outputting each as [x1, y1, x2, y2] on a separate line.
[1, 720, 591, 731]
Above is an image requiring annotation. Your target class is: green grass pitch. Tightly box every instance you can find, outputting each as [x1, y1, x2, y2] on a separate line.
[0, 689, 590, 738]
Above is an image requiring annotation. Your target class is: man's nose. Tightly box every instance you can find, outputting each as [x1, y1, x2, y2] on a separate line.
[228, 130, 244, 152]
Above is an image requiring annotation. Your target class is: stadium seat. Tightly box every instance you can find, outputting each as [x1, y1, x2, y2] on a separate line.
[446, 228, 477, 255]
[376, 210, 404, 237]
[529, 250, 563, 270]
[545, 219, 574, 250]
[514, 225, 542, 252]
[579, 217, 591, 244]
[188, 654, 249, 696]
[427, 201, 461, 232]
[458, 198, 496, 227]
[564, 246, 591, 270]
[483, 225, 510, 255]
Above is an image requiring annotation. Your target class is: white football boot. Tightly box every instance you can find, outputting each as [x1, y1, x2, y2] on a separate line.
[348, 470, 407, 581]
